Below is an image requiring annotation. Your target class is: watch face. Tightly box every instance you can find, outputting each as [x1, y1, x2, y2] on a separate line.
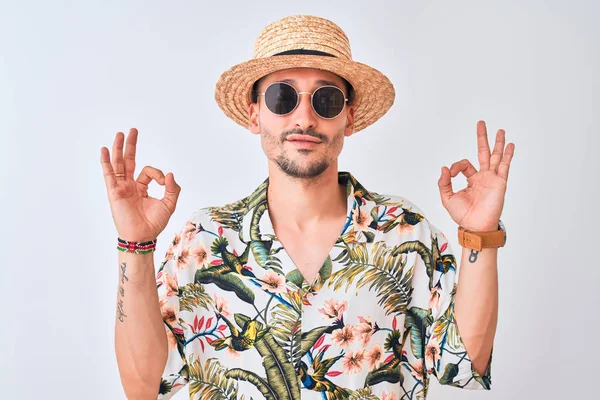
[499, 219, 506, 245]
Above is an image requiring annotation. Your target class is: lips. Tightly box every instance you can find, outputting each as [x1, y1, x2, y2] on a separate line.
[286, 134, 322, 143]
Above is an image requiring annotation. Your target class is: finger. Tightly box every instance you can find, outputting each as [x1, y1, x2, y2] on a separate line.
[100, 147, 116, 189]
[477, 120, 491, 171]
[489, 129, 506, 172]
[124, 128, 138, 180]
[449, 159, 478, 180]
[497, 142, 515, 180]
[161, 173, 181, 212]
[136, 165, 166, 186]
[438, 166, 454, 207]
[112, 131, 126, 178]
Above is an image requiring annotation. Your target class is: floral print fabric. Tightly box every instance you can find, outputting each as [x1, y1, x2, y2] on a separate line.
[156, 171, 492, 399]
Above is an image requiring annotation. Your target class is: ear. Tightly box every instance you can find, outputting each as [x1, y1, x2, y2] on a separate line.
[344, 105, 356, 137]
[248, 102, 261, 134]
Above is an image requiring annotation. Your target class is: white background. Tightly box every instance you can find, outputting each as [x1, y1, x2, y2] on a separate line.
[1, 0, 598, 399]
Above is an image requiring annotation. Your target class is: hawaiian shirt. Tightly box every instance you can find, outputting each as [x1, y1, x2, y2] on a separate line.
[155, 171, 492, 400]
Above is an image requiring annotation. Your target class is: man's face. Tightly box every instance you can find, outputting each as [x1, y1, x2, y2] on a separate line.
[248, 67, 355, 179]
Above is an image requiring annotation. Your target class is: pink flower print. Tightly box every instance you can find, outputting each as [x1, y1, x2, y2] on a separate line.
[342, 349, 365, 374]
[164, 233, 182, 260]
[317, 298, 348, 320]
[164, 272, 178, 298]
[364, 343, 384, 370]
[410, 358, 424, 381]
[260, 270, 286, 293]
[226, 345, 241, 360]
[429, 286, 441, 313]
[183, 221, 200, 242]
[213, 294, 232, 318]
[176, 246, 191, 272]
[381, 392, 397, 400]
[160, 299, 179, 328]
[331, 325, 356, 348]
[191, 243, 210, 266]
[354, 316, 376, 346]
[396, 219, 415, 236]
[165, 329, 178, 350]
[425, 339, 441, 368]
[352, 207, 373, 232]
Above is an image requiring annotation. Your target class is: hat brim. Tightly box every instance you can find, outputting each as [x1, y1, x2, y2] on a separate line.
[214, 55, 395, 133]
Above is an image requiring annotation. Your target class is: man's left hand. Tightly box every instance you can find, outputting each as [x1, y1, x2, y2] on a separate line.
[437, 120, 515, 232]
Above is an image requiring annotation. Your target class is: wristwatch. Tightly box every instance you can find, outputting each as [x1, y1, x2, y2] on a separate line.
[457, 219, 506, 251]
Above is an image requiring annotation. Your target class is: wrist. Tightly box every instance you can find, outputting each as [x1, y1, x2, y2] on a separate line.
[459, 221, 500, 232]
[117, 237, 157, 255]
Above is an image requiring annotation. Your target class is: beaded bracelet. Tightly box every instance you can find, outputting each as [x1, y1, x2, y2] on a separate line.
[117, 238, 157, 254]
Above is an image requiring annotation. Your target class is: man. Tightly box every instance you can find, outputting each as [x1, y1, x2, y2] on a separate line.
[102, 14, 514, 399]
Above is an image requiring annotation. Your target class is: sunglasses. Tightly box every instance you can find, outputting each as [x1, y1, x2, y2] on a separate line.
[256, 81, 349, 119]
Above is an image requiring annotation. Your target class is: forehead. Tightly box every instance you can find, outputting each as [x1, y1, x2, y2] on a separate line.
[259, 67, 346, 89]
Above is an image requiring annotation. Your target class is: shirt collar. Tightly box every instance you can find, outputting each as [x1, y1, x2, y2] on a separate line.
[239, 171, 372, 243]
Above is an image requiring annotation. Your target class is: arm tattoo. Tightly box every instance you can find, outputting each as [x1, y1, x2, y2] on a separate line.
[117, 261, 129, 322]
[120, 262, 129, 284]
[468, 249, 479, 263]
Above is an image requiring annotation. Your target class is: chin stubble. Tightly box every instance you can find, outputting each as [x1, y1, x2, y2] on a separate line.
[261, 125, 345, 179]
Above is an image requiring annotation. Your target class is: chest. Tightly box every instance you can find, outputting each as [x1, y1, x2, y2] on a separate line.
[274, 223, 343, 285]
[172, 210, 434, 399]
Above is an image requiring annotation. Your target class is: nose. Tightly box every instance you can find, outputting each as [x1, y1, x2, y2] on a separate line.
[291, 92, 318, 130]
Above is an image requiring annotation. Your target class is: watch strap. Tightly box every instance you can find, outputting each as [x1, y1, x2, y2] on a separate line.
[457, 225, 506, 251]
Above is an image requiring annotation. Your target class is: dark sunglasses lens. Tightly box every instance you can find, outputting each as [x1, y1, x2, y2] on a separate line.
[313, 86, 345, 118]
[264, 83, 297, 115]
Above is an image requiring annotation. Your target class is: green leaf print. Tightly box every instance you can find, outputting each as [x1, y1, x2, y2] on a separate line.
[179, 283, 214, 313]
[347, 387, 381, 400]
[225, 368, 277, 400]
[245, 180, 268, 212]
[206, 207, 243, 236]
[249, 202, 267, 241]
[285, 269, 304, 287]
[243, 201, 286, 274]
[299, 326, 330, 360]
[404, 306, 433, 359]
[270, 301, 302, 367]
[286, 255, 333, 289]
[370, 205, 380, 225]
[364, 358, 403, 386]
[432, 302, 453, 343]
[234, 313, 264, 331]
[329, 242, 415, 315]
[250, 240, 284, 274]
[187, 356, 238, 400]
[362, 231, 376, 243]
[317, 256, 333, 284]
[439, 362, 459, 385]
[390, 239, 434, 290]
[254, 332, 302, 400]
[195, 270, 255, 304]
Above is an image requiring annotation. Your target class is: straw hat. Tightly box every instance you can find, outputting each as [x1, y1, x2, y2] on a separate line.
[214, 15, 395, 133]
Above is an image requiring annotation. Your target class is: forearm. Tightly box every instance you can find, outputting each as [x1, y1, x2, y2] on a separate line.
[454, 244, 498, 376]
[114, 251, 168, 399]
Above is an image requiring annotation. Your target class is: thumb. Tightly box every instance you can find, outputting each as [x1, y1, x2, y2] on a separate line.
[161, 172, 181, 212]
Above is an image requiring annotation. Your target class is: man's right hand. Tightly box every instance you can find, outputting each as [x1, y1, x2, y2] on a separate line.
[100, 128, 181, 243]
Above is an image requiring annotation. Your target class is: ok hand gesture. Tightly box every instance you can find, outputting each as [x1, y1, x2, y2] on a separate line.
[100, 128, 182, 242]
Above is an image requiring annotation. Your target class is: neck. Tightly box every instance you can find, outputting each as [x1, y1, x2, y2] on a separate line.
[266, 161, 347, 233]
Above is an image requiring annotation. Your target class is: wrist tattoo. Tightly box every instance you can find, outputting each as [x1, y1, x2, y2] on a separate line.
[117, 261, 129, 322]
[120, 262, 129, 285]
[468, 249, 479, 263]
